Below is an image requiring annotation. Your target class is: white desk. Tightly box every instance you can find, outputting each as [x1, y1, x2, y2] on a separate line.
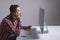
[16, 26, 41, 40]
[16, 26, 60, 40]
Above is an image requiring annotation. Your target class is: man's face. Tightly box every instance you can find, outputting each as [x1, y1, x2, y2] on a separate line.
[14, 7, 21, 19]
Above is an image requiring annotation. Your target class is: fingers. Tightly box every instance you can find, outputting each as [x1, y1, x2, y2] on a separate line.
[27, 26, 32, 31]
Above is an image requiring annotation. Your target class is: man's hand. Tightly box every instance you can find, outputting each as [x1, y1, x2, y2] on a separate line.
[21, 26, 32, 30]
[27, 25, 32, 31]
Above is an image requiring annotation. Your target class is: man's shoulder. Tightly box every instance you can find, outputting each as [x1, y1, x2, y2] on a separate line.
[2, 15, 9, 21]
[1, 15, 12, 23]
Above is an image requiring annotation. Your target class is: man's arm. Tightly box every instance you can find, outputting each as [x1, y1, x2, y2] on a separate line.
[21, 26, 31, 30]
[4, 19, 20, 34]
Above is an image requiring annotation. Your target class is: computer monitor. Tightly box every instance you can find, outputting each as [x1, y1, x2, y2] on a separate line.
[39, 8, 48, 34]
[39, 8, 45, 33]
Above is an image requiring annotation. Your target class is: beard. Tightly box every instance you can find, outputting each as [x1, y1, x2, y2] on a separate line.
[14, 13, 22, 19]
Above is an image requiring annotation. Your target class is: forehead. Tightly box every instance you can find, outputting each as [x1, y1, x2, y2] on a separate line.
[16, 7, 21, 10]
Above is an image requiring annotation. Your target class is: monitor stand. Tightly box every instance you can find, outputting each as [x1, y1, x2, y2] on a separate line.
[39, 26, 48, 34]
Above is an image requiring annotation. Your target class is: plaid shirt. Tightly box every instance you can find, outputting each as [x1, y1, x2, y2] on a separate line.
[0, 14, 21, 40]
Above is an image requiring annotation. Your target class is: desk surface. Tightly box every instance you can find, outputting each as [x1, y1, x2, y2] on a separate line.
[16, 26, 60, 40]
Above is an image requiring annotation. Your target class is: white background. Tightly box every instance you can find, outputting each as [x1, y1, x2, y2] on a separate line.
[0, 0, 60, 26]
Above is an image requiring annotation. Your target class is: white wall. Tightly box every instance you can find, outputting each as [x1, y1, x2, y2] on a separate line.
[0, 0, 60, 26]
[42, 0, 60, 25]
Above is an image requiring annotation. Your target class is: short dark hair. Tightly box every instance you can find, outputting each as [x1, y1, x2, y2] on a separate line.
[10, 4, 19, 13]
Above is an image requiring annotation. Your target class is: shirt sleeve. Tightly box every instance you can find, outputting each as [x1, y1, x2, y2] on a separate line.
[4, 19, 20, 34]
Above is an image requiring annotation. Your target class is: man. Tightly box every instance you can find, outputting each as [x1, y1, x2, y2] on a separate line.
[0, 4, 31, 40]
